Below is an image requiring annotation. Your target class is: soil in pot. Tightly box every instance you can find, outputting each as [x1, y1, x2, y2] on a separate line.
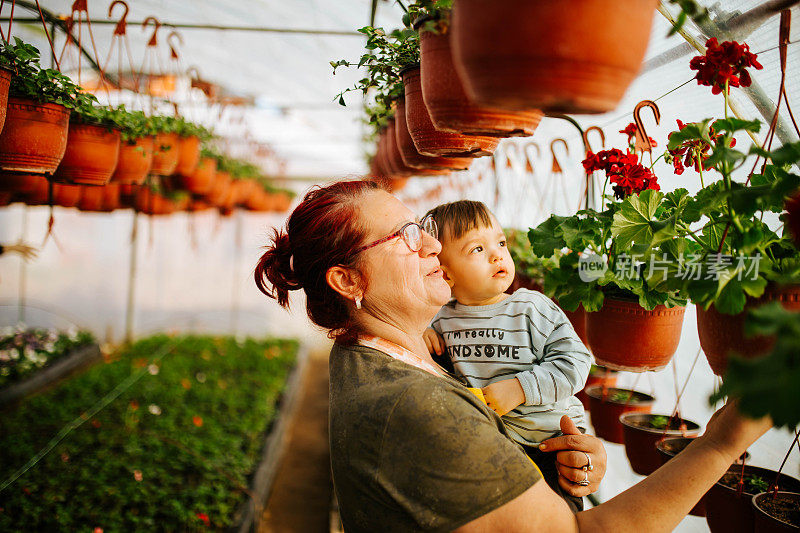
[697, 284, 800, 376]
[620, 413, 700, 476]
[418, 28, 542, 137]
[586, 294, 685, 372]
[586, 385, 654, 444]
[0, 97, 70, 174]
[576, 365, 617, 410]
[394, 97, 472, 172]
[401, 65, 498, 158]
[52, 122, 121, 186]
[706, 465, 800, 533]
[449, 0, 658, 114]
[753, 492, 800, 531]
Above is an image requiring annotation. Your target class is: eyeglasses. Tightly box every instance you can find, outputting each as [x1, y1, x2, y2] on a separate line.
[352, 214, 437, 256]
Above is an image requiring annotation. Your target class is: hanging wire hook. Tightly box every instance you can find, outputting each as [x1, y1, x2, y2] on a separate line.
[550, 138, 569, 174]
[582, 126, 606, 154]
[633, 100, 661, 155]
[523, 141, 540, 174]
[108, 0, 129, 36]
[142, 16, 161, 47]
[166, 30, 182, 60]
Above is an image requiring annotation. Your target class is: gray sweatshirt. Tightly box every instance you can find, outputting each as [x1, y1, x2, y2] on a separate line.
[431, 289, 591, 446]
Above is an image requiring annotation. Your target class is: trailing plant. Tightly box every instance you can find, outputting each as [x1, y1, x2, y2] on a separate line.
[173, 116, 213, 141]
[0, 37, 84, 109]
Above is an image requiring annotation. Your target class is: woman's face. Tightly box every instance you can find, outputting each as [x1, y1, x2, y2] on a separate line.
[356, 190, 451, 328]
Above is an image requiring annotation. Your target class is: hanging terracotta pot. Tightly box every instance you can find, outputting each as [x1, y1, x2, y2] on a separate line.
[150, 132, 180, 176]
[586, 297, 685, 372]
[705, 465, 800, 533]
[576, 366, 617, 410]
[205, 170, 232, 206]
[175, 135, 201, 176]
[697, 283, 800, 376]
[402, 65, 498, 158]
[52, 182, 82, 208]
[21, 173, 49, 205]
[177, 156, 216, 194]
[752, 491, 800, 532]
[273, 191, 292, 212]
[450, 0, 658, 114]
[419, 28, 542, 136]
[586, 385, 653, 444]
[111, 136, 154, 185]
[135, 188, 174, 215]
[395, 97, 471, 172]
[0, 68, 12, 135]
[100, 183, 120, 211]
[52, 122, 121, 186]
[620, 413, 700, 476]
[373, 129, 392, 178]
[78, 185, 106, 212]
[0, 191, 11, 206]
[0, 97, 69, 174]
[385, 119, 418, 178]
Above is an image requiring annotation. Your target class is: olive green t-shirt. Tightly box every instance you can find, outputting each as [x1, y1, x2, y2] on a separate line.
[329, 342, 542, 532]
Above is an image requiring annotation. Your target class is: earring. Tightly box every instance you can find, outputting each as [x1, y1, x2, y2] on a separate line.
[355, 296, 362, 310]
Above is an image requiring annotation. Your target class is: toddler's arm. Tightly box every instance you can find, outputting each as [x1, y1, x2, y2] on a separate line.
[423, 327, 445, 356]
[516, 301, 592, 406]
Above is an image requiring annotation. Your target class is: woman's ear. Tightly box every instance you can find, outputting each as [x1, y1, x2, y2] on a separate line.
[440, 265, 455, 288]
[326, 265, 363, 301]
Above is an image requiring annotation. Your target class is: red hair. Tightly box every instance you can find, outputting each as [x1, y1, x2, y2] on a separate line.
[254, 180, 380, 344]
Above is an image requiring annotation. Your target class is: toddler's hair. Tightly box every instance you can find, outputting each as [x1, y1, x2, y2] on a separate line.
[424, 200, 494, 242]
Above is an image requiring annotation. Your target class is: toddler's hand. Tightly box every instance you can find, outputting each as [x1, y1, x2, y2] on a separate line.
[482, 377, 525, 417]
[423, 328, 444, 356]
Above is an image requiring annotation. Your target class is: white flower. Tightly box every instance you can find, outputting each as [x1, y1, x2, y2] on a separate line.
[148, 364, 160, 375]
[195, 372, 207, 383]
[148, 404, 162, 415]
[66, 326, 79, 341]
[24, 347, 36, 361]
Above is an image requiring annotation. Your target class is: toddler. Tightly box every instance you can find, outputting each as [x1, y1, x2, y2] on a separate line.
[422, 200, 592, 512]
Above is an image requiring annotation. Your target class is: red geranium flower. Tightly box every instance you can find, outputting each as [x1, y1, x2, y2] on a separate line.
[667, 119, 736, 175]
[619, 122, 657, 148]
[196, 512, 210, 526]
[610, 161, 659, 199]
[690, 38, 762, 95]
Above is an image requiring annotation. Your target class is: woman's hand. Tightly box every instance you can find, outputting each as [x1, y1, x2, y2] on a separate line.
[538, 415, 607, 497]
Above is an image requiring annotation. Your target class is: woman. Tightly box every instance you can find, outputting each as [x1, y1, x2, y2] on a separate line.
[255, 180, 771, 532]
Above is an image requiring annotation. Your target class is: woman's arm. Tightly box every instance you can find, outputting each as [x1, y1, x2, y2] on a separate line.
[456, 402, 772, 532]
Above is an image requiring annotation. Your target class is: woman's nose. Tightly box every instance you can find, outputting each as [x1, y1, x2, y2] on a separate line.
[420, 230, 441, 256]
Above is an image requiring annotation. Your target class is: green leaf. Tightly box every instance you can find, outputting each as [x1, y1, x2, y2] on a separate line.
[712, 117, 762, 135]
[611, 189, 673, 250]
[528, 215, 568, 257]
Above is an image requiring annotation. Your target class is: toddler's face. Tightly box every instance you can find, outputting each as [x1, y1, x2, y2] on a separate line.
[437, 215, 516, 305]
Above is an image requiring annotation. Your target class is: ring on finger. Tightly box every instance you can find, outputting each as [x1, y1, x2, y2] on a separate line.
[576, 471, 590, 487]
[581, 451, 593, 472]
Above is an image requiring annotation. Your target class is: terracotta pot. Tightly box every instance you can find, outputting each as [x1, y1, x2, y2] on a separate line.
[419, 29, 542, 136]
[450, 0, 658, 114]
[620, 413, 700, 476]
[706, 465, 800, 533]
[586, 297, 685, 372]
[402, 66, 498, 158]
[385, 119, 418, 178]
[175, 135, 200, 176]
[395, 97, 472, 172]
[752, 492, 800, 532]
[0, 68, 12, 135]
[697, 284, 800, 376]
[135, 188, 174, 215]
[100, 183, 120, 211]
[150, 132, 180, 176]
[576, 367, 617, 410]
[374, 129, 393, 178]
[206, 171, 232, 206]
[53, 122, 121, 186]
[0, 97, 70, 174]
[586, 385, 654, 444]
[111, 136, 154, 185]
[78, 185, 105, 212]
[273, 192, 292, 212]
[177, 156, 216, 194]
[21, 173, 49, 205]
[189, 199, 212, 212]
[52, 182, 82, 208]
[0, 191, 11, 206]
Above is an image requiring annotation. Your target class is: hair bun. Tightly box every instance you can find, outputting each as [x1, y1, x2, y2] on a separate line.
[255, 229, 300, 307]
